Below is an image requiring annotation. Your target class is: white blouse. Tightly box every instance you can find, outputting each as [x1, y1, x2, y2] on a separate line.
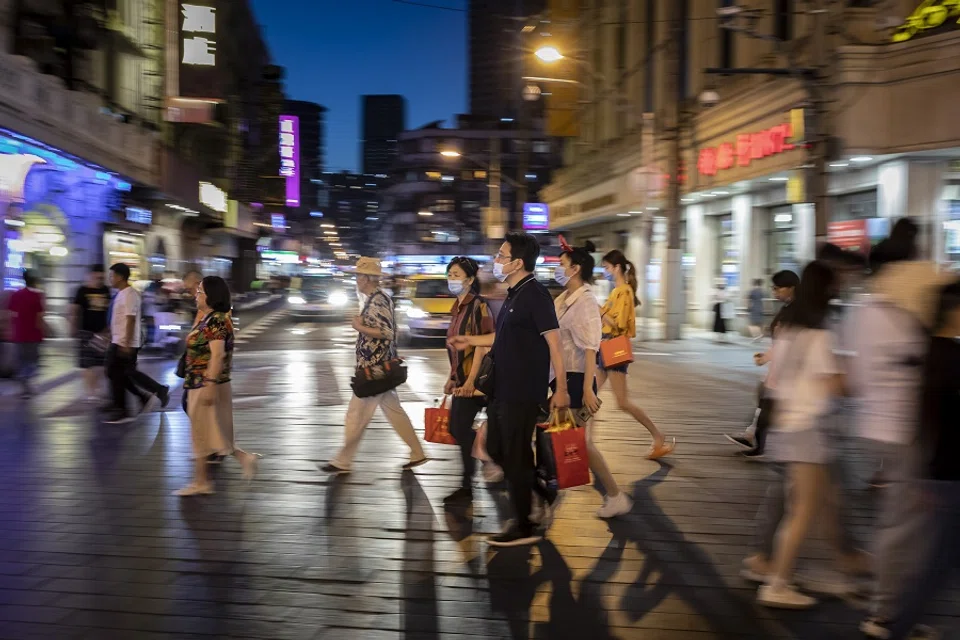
[551, 285, 603, 380]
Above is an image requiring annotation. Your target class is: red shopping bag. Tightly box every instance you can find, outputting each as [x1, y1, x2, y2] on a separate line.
[424, 396, 457, 445]
[536, 410, 590, 491]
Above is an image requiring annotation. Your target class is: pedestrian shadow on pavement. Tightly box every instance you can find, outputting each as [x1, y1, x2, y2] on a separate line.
[486, 540, 616, 640]
[599, 461, 835, 639]
[401, 471, 441, 639]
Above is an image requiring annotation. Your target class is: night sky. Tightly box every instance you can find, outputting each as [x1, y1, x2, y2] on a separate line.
[249, 0, 467, 173]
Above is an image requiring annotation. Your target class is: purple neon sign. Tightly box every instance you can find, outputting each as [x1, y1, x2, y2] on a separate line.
[279, 115, 300, 207]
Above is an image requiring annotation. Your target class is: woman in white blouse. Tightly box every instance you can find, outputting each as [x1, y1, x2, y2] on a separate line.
[551, 241, 633, 519]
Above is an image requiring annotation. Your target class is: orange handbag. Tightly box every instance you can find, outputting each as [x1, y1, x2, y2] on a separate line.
[600, 335, 634, 367]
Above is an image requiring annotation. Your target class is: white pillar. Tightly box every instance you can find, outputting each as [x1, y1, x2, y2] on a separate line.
[687, 204, 715, 328]
[795, 202, 816, 264]
[877, 160, 909, 221]
[905, 161, 946, 260]
[732, 194, 752, 291]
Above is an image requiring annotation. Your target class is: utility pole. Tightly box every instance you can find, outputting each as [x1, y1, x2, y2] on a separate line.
[663, 2, 685, 341]
[809, 0, 830, 243]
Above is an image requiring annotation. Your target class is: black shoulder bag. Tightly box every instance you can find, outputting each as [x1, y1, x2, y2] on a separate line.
[350, 292, 408, 398]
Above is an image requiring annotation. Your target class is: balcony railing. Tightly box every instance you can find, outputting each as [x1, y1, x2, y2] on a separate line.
[0, 51, 156, 185]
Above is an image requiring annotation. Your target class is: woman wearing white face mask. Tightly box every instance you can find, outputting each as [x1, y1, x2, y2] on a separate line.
[443, 257, 496, 505]
[552, 241, 634, 518]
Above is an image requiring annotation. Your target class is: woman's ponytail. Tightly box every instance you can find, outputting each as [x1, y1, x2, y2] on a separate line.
[601, 249, 641, 307]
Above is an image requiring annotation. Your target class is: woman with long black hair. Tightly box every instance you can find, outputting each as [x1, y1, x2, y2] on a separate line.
[757, 261, 848, 608]
[597, 250, 674, 460]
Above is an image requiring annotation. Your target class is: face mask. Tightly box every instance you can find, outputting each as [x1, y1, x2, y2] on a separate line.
[604, 271, 614, 282]
[492, 261, 509, 283]
[554, 266, 570, 287]
[448, 279, 465, 296]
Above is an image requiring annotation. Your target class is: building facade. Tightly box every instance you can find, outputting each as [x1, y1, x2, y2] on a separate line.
[378, 115, 559, 264]
[361, 94, 406, 176]
[541, 0, 960, 331]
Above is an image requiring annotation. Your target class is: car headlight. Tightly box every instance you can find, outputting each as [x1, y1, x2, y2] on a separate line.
[288, 295, 305, 305]
[329, 291, 348, 307]
[405, 306, 429, 319]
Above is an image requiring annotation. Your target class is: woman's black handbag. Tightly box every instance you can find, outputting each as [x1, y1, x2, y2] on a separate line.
[351, 358, 408, 398]
[474, 352, 495, 397]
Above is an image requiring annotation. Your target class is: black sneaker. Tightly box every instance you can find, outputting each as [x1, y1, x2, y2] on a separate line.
[725, 434, 755, 450]
[443, 487, 473, 504]
[158, 386, 171, 409]
[319, 463, 350, 475]
[740, 449, 766, 461]
[487, 525, 542, 548]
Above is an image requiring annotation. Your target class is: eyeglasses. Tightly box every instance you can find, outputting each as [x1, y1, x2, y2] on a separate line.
[494, 252, 514, 262]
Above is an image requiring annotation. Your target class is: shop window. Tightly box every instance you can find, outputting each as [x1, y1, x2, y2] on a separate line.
[767, 206, 799, 274]
[717, 214, 739, 288]
[833, 190, 878, 221]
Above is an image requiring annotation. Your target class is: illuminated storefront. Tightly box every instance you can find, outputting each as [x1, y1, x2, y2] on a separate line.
[0, 128, 130, 313]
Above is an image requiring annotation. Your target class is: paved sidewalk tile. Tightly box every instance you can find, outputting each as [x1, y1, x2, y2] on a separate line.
[0, 348, 955, 639]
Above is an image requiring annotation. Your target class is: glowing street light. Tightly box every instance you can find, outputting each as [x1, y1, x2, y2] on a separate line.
[535, 46, 563, 63]
[418, 211, 433, 217]
[439, 150, 461, 158]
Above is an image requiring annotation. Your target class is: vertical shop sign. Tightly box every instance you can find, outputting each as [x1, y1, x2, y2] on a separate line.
[279, 115, 300, 207]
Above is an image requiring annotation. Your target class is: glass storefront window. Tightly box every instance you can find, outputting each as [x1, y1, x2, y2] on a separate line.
[833, 190, 878, 221]
[768, 206, 799, 274]
[717, 214, 739, 288]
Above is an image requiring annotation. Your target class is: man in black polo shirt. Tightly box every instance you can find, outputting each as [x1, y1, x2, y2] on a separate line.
[450, 232, 569, 547]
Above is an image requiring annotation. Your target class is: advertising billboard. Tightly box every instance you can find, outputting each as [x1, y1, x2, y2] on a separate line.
[279, 115, 300, 207]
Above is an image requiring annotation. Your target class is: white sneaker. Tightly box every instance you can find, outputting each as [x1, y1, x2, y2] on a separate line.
[757, 583, 817, 609]
[596, 492, 633, 518]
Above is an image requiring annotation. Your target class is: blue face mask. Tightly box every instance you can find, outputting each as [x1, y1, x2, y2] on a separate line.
[448, 279, 465, 296]
[604, 271, 614, 282]
[554, 266, 570, 287]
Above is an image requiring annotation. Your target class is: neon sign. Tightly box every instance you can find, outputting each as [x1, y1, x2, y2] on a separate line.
[199, 181, 227, 213]
[697, 123, 796, 177]
[279, 115, 300, 207]
[892, 0, 960, 43]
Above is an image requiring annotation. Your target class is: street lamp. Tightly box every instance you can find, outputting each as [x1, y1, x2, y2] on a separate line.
[439, 150, 461, 158]
[535, 46, 563, 63]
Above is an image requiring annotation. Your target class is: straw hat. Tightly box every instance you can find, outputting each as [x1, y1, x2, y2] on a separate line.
[354, 257, 383, 277]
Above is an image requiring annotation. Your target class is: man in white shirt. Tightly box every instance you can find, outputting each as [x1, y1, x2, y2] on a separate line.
[104, 263, 169, 424]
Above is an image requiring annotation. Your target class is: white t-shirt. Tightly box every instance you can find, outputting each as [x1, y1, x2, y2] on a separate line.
[111, 286, 142, 348]
[768, 328, 839, 433]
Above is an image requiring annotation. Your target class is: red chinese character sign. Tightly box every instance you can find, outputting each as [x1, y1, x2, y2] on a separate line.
[697, 123, 796, 177]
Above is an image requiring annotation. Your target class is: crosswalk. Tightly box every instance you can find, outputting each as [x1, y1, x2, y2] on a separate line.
[235, 307, 290, 345]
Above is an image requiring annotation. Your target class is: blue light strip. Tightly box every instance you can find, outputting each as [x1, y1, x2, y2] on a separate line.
[0, 127, 136, 191]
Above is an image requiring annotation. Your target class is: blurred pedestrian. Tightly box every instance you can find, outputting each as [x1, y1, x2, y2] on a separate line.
[553, 241, 633, 519]
[322, 257, 429, 474]
[7, 270, 45, 399]
[712, 281, 732, 341]
[757, 261, 849, 609]
[182, 269, 203, 323]
[175, 276, 258, 496]
[726, 270, 799, 458]
[847, 227, 952, 638]
[442, 256, 495, 506]
[104, 263, 170, 424]
[597, 250, 673, 460]
[747, 278, 765, 339]
[449, 232, 570, 547]
[71, 264, 111, 401]
[885, 279, 960, 640]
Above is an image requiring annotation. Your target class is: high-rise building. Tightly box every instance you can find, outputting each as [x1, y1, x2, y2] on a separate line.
[361, 95, 406, 175]
[283, 100, 327, 214]
[468, 0, 546, 120]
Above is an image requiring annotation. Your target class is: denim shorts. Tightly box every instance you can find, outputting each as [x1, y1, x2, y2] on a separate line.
[597, 349, 629, 374]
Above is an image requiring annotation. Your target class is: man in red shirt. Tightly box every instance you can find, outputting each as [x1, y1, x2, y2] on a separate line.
[7, 270, 45, 398]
